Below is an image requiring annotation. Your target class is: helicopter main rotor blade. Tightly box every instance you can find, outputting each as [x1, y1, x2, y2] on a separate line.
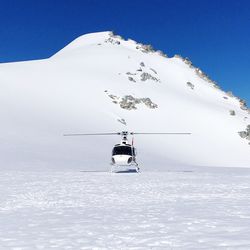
[130, 132, 191, 135]
[64, 132, 192, 136]
[63, 132, 121, 136]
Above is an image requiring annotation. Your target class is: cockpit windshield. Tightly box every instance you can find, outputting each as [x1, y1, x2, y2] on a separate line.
[112, 146, 133, 156]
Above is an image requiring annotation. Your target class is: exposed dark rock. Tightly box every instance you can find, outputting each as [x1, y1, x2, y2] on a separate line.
[239, 125, 250, 143]
[195, 68, 216, 85]
[226, 91, 234, 97]
[156, 50, 168, 58]
[128, 77, 136, 82]
[240, 99, 248, 111]
[136, 44, 155, 53]
[140, 98, 158, 109]
[187, 82, 195, 90]
[120, 95, 137, 110]
[106, 92, 158, 110]
[239, 131, 248, 138]
[109, 32, 124, 41]
[104, 37, 121, 45]
[119, 95, 158, 110]
[117, 118, 126, 125]
[108, 94, 117, 100]
[141, 72, 159, 82]
[213, 84, 220, 89]
[150, 68, 157, 74]
[229, 110, 236, 116]
[140, 62, 145, 67]
[140, 44, 155, 53]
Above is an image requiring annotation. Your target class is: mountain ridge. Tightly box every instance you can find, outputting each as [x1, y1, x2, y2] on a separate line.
[0, 31, 249, 170]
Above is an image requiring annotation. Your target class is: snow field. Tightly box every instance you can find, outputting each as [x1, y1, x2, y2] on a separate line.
[1, 169, 250, 249]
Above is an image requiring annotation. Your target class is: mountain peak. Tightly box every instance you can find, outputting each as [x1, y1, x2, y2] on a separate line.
[53, 31, 160, 58]
[1, 31, 249, 169]
[53, 31, 118, 56]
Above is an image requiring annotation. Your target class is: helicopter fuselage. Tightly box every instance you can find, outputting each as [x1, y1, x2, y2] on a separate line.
[111, 144, 137, 166]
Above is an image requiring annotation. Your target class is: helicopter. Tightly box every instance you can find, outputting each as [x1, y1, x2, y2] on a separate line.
[64, 131, 191, 173]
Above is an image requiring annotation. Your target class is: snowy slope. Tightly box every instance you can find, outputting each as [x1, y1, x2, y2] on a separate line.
[0, 31, 249, 170]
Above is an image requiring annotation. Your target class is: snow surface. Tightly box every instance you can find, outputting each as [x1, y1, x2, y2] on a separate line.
[1, 33, 250, 249]
[1, 168, 250, 249]
[0, 31, 249, 169]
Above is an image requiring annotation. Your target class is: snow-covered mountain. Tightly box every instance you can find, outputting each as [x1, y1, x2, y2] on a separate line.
[1, 31, 249, 170]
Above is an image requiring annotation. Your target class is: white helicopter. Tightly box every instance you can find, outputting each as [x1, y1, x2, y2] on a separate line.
[64, 131, 191, 173]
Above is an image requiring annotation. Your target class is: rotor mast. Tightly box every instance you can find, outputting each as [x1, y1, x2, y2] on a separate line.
[120, 131, 129, 145]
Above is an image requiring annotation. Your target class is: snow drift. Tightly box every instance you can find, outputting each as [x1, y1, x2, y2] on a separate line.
[0, 31, 249, 170]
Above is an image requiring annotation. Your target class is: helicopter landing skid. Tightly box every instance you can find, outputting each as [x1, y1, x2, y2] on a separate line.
[110, 164, 140, 173]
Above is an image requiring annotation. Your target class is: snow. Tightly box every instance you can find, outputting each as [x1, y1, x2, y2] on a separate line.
[0, 31, 250, 248]
[0, 31, 249, 169]
[1, 168, 250, 249]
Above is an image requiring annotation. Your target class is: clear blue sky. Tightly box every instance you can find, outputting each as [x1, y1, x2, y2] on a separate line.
[0, 0, 249, 105]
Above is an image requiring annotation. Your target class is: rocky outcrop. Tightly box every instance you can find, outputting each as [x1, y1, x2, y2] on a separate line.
[140, 62, 145, 67]
[117, 118, 126, 125]
[136, 44, 155, 53]
[174, 55, 250, 114]
[239, 125, 250, 144]
[226, 91, 234, 97]
[105, 91, 158, 110]
[229, 110, 236, 116]
[150, 68, 157, 74]
[140, 72, 159, 82]
[124, 63, 160, 83]
[104, 37, 121, 45]
[187, 82, 195, 90]
[128, 76, 136, 82]
[174, 55, 219, 89]
[120, 95, 158, 110]
[239, 99, 248, 111]
[156, 50, 168, 58]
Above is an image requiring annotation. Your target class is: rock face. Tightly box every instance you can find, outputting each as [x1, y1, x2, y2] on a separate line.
[104, 32, 123, 45]
[120, 95, 158, 110]
[187, 82, 195, 90]
[106, 92, 158, 110]
[140, 72, 159, 82]
[136, 44, 155, 53]
[128, 76, 136, 82]
[105, 37, 121, 45]
[239, 125, 250, 144]
[125, 62, 160, 83]
[240, 100, 248, 111]
[229, 110, 236, 116]
[140, 62, 145, 67]
[117, 118, 126, 125]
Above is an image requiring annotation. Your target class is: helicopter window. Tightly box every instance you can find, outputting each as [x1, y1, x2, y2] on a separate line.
[112, 146, 132, 156]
